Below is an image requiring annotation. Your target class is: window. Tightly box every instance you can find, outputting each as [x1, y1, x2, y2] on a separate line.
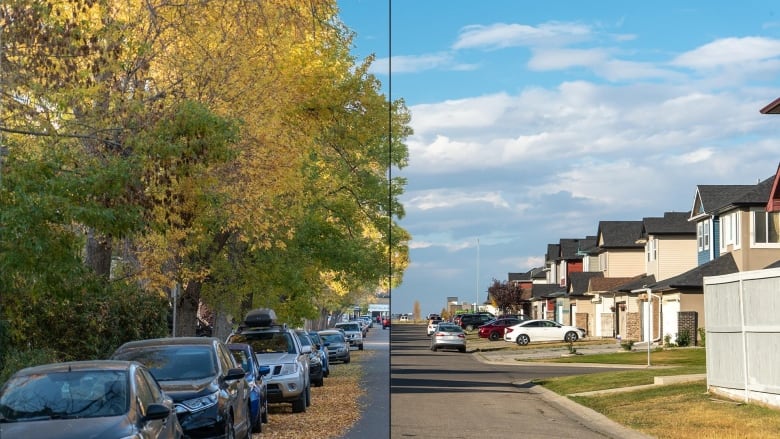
[697, 220, 710, 251]
[753, 209, 780, 246]
[720, 212, 741, 251]
[646, 238, 657, 262]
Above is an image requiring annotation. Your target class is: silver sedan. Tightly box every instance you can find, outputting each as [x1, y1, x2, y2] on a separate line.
[430, 323, 467, 353]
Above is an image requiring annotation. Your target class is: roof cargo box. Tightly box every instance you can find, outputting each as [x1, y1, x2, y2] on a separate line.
[244, 308, 277, 327]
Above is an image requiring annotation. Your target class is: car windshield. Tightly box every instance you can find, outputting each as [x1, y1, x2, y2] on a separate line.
[229, 332, 295, 354]
[0, 370, 128, 421]
[320, 333, 345, 343]
[336, 323, 360, 332]
[113, 346, 216, 381]
[437, 325, 462, 333]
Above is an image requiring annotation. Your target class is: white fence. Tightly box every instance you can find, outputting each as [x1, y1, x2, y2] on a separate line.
[704, 267, 780, 408]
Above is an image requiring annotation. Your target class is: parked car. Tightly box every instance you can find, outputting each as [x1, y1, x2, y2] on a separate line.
[350, 319, 369, 337]
[477, 317, 523, 341]
[228, 343, 270, 433]
[426, 317, 443, 336]
[307, 331, 330, 377]
[226, 308, 311, 413]
[457, 313, 494, 331]
[318, 329, 351, 364]
[382, 316, 391, 329]
[503, 319, 587, 345]
[430, 323, 467, 353]
[0, 360, 183, 439]
[110, 337, 250, 439]
[359, 314, 374, 328]
[295, 330, 324, 387]
[334, 321, 364, 350]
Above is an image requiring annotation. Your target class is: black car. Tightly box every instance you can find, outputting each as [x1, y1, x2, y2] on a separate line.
[295, 329, 324, 387]
[0, 360, 183, 439]
[111, 337, 250, 439]
[457, 313, 495, 331]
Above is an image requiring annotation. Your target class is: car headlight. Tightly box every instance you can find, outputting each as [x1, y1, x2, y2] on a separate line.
[178, 391, 218, 413]
[279, 363, 298, 375]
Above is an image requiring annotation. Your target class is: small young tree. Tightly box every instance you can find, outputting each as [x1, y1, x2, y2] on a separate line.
[487, 279, 524, 314]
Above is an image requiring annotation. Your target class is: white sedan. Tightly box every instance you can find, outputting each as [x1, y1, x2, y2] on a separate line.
[503, 319, 586, 345]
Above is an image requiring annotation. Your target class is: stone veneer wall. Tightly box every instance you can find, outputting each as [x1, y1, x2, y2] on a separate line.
[575, 313, 589, 335]
[678, 311, 698, 346]
[626, 312, 641, 341]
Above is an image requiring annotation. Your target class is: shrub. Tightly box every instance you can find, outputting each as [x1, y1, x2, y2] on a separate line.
[676, 330, 691, 347]
[698, 327, 706, 347]
[621, 340, 635, 351]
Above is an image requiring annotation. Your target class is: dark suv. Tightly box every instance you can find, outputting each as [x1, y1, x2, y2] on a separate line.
[111, 336, 250, 439]
[457, 313, 495, 331]
[226, 309, 311, 413]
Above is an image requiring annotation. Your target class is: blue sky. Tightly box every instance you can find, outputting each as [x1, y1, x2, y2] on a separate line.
[337, 0, 780, 317]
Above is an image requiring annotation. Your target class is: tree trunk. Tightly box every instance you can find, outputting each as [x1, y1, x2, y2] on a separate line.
[85, 228, 112, 277]
[213, 310, 234, 341]
[174, 281, 201, 337]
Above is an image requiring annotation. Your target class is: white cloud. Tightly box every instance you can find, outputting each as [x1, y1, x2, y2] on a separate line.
[371, 53, 453, 74]
[672, 37, 780, 69]
[453, 22, 593, 50]
[405, 189, 511, 211]
[528, 47, 610, 70]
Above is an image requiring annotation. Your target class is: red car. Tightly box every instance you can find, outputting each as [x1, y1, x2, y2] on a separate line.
[382, 316, 391, 329]
[477, 317, 523, 341]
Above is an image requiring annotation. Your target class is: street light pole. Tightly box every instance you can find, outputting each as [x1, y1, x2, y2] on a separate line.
[476, 238, 480, 312]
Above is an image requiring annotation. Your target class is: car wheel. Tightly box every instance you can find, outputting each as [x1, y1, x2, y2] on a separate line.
[565, 331, 579, 342]
[305, 385, 311, 407]
[261, 399, 268, 424]
[315, 375, 324, 387]
[344, 355, 351, 364]
[292, 392, 306, 413]
[251, 402, 262, 433]
[489, 331, 500, 341]
[516, 334, 530, 346]
[465, 324, 474, 331]
[431, 345, 437, 352]
[359, 344, 364, 351]
[459, 347, 466, 353]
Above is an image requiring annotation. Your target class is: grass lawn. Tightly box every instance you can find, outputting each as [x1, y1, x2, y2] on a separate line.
[534, 348, 780, 439]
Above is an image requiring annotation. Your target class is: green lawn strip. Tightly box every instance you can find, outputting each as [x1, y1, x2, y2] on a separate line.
[533, 348, 706, 394]
[538, 347, 706, 365]
[566, 382, 780, 439]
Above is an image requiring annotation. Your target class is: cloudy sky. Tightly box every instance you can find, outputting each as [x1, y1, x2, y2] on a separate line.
[338, 0, 780, 317]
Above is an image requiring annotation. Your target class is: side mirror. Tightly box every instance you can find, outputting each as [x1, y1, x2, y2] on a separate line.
[257, 365, 271, 376]
[145, 403, 171, 421]
[302, 345, 312, 354]
[225, 367, 246, 381]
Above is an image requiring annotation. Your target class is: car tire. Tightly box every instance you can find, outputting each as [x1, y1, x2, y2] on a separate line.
[344, 355, 351, 364]
[314, 375, 324, 387]
[261, 399, 268, 424]
[292, 392, 306, 413]
[516, 334, 530, 346]
[431, 345, 437, 352]
[459, 347, 466, 353]
[358, 344, 364, 351]
[305, 385, 311, 407]
[489, 331, 500, 341]
[251, 402, 262, 433]
[565, 331, 579, 342]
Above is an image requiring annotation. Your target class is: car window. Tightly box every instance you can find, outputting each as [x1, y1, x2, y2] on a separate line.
[113, 346, 217, 381]
[229, 331, 294, 354]
[230, 349, 251, 372]
[320, 333, 344, 343]
[134, 368, 156, 416]
[0, 370, 128, 420]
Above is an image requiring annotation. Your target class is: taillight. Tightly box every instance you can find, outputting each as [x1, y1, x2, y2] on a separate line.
[457, 334, 465, 339]
[505, 328, 513, 334]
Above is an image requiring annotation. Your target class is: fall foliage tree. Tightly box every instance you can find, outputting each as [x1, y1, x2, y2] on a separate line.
[488, 279, 525, 314]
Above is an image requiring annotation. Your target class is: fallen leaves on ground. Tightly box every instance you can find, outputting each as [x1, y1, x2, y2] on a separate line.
[253, 350, 370, 438]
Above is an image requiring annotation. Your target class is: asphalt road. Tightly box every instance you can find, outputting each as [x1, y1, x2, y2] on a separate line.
[390, 323, 648, 439]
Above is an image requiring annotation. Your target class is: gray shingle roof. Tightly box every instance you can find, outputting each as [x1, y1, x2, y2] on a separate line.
[650, 253, 738, 291]
[568, 272, 604, 296]
[642, 211, 695, 235]
[597, 220, 644, 248]
[530, 283, 565, 299]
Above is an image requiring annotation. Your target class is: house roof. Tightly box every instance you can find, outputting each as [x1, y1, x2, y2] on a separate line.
[690, 185, 756, 220]
[589, 276, 642, 292]
[530, 283, 565, 299]
[650, 253, 738, 291]
[568, 272, 603, 296]
[508, 267, 546, 282]
[597, 220, 644, 248]
[545, 244, 560, 263]
[710, 176, 774, 215]
[760, 96, 780, 114]
[642, 211, 695, 236]
[615, 274, 657, 293]
[766, 162, 780, 212]
[559, 237, 596, 260]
